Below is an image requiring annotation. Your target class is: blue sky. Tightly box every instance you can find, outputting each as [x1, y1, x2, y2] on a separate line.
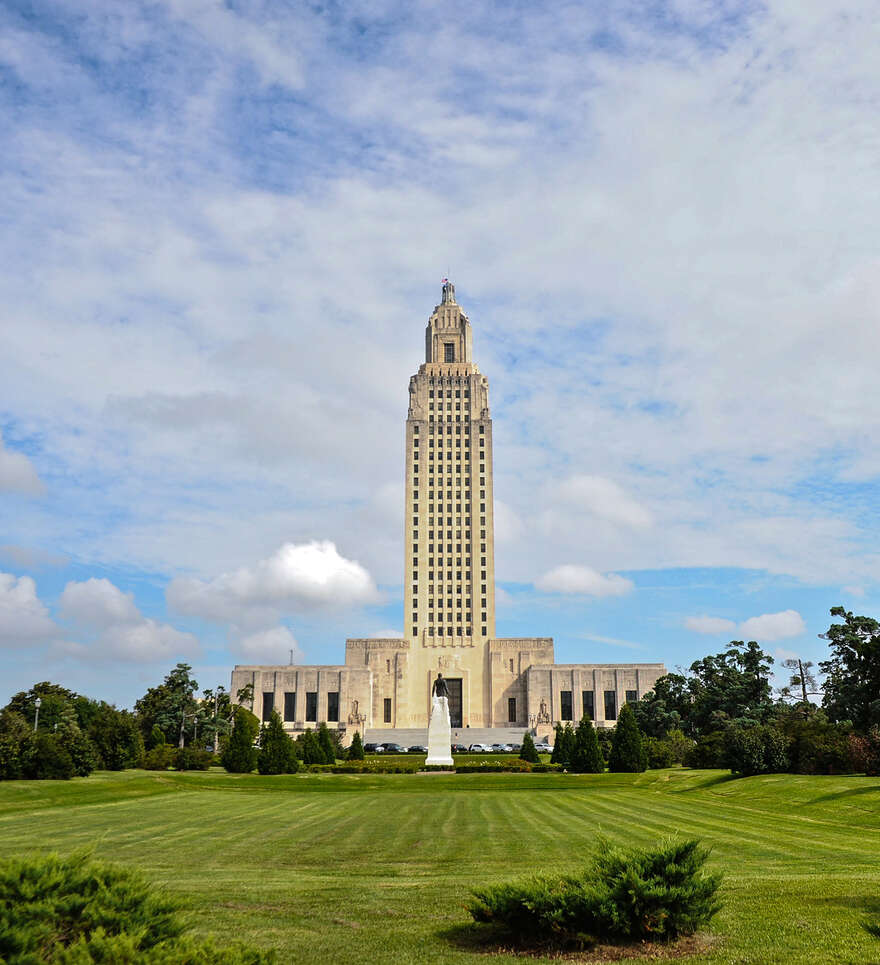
[2, 0, 879, 708]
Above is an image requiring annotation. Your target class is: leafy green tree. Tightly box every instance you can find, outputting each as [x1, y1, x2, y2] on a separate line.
[820, 607, 880, 731]
[4, 683, 79, 733]
[220, 707, 259, 774]
[608, 704, 647, 772]
[347, 731, 365, 761]
[316, 723, 337, 764]
[519, 732, 539, 763]
[571, 715, 603, 773]
[199, 686, 232, 753]
[134, 664, 200, 748]
[87, 704, 144, 770]
[20, 733, 76, 780]
[631, 673, 690, 738]
[257, 712, 298, 775]
[725, 723, 790, 776]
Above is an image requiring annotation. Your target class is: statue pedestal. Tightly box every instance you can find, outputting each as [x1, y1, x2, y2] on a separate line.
[425, 696, 454, 765]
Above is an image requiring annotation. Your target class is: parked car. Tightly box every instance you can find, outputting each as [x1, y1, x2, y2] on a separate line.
[534, 742, 552, 753]
[491, 743, 514, 753]
[407, 744, 428, 753]
[363, 743, 379, 753]
[468, 743, 493, 753]
[509, 743, 522, 753]
[451, 743, 468, 753]
[379, 742, 403, 754]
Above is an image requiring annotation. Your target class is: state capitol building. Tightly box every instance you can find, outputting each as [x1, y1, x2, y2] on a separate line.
[232, 282, 665, 740]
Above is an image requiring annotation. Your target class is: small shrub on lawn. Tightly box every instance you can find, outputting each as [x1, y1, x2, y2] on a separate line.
[173, 747, 213, 771]
[143, 744, 176, 771]
[0, 851, 275, 963]
[467, 837, 722, 948]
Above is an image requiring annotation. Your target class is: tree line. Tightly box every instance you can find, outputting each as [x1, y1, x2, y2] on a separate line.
[2, 605, 879, 780]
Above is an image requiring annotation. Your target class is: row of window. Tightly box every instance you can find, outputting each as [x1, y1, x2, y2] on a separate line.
[428, 389, 470, 399]
[557, 689, 639, 722]
[262, 691, 338, 724]
[411, 423, 486, 434]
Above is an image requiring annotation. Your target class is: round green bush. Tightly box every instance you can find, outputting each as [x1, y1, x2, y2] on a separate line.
[0, 852, 274, 963]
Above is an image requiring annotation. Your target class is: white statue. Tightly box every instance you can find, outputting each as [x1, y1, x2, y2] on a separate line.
[425, 673, 454, 766]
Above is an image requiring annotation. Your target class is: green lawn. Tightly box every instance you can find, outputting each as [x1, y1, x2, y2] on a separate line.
[0, 768, 879, 963]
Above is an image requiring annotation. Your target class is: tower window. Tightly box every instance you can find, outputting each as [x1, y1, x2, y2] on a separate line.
[444, 343, 455, 362]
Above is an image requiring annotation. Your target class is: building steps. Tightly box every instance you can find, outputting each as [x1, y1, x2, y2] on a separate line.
[363, 726, 555, 746]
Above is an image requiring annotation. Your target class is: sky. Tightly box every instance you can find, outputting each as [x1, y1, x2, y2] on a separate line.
[2, 0, 879, 709]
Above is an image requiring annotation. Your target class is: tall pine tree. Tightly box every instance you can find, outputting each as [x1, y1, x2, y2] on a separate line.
[607, 704, 647, 773]
[550, 723, 565, 764]
[571, 715, 603, 773]
[317, 722, 337, 764]
[220, 706, 258, 773]
[257, 711, 298, 774]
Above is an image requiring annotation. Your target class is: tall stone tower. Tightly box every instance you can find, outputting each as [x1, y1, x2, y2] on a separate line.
[404, 279, 496, 647]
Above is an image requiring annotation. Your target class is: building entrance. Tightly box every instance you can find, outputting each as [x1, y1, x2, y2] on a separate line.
[446, 678, 462, 727]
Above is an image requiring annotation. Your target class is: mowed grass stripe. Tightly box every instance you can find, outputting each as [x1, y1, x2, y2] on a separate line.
[1, 769, 879, 964]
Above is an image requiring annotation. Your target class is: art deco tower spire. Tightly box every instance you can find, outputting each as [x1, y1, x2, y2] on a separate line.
[404, 281, 496, 648]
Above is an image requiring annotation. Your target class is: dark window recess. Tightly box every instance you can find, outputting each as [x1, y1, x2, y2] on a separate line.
[625, 689, 638, 706]
[444, 343, 455, 362]
[262, 692, 274, 722]
[327, 692, 339, 722]
[560, 690, 573, 721]
[383, 697, 392, 724]
[283, 692, 296, 722]
[582, 690, 595, 721]
[604, 690, 617, 721]
[305, 691, 318, 722]
[508, 697, 517, 723]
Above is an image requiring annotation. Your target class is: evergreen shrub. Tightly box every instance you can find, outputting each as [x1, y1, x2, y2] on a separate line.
[849, 726, 880, 776]
[519, 732, 540, 763]
[607, 704, 647, 773]
[347, 731, 365, 761]
[257, 713, 298, 775]
[0, 852, 274, 963]
[468, 837, 722, 948]
[571, 716, 603, 773]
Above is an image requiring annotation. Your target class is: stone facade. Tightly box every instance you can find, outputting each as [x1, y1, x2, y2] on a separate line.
[231, 282, 667, 738]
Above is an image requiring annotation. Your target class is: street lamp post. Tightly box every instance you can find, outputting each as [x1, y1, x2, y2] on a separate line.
[33, 697, 42, 733]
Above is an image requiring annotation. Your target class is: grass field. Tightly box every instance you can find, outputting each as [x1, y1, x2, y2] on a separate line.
[1, 767, 879, 964]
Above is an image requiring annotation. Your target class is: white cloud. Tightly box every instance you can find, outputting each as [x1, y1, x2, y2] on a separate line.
[167, 540, 380, 623]
[59, 577, 199, 662]
[684, 615, 737, 635]
[101, 619, 199, 662]
[774, 647, 799, 661]
[368, 628, 404, 639]
[0, 433, 44, 495]
[535, 565, 634, 597]
[555, 476, 652, 529]
[233, 625, 302, 664]
[686, 610, 807, 642]
[0, 573, 57, 646]
[60, 577, 140, 627]
[738, 609, 806, 642]
[842, 585, 865, 598]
